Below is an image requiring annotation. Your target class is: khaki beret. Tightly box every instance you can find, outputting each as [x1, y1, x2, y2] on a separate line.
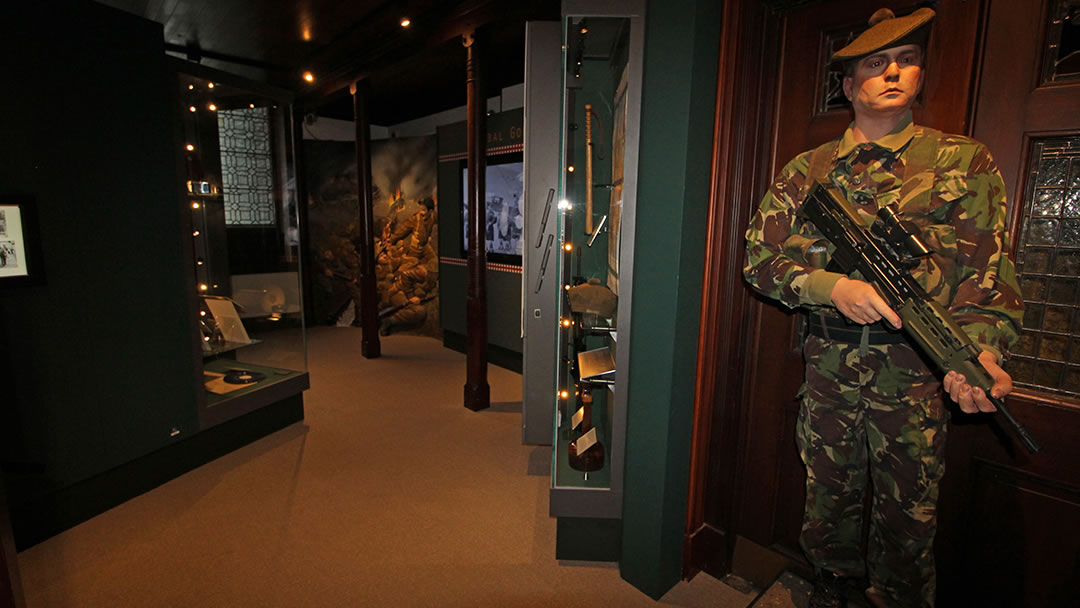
[832, 7, 935, 61]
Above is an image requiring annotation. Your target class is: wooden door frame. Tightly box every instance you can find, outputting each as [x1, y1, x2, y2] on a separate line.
[683, 0, 783, 579]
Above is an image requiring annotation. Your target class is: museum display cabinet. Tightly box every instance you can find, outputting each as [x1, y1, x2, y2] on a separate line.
[542, 0, 644, 520]
[177, 64, 310, 429]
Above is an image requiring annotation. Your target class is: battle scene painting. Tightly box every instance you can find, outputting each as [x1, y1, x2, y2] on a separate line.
[305, 135, 440, 337]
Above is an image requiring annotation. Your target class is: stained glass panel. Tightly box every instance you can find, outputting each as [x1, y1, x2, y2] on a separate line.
[217, 107, 275, 226]
[1045, 306, 1074, 332]
[1025, 247, 1051, 273]
[1008, 135, 1080, 398]
[819, 29, 858, 114]
[1034, 189, 1064, 215]
[1042, 0, 1080, 84]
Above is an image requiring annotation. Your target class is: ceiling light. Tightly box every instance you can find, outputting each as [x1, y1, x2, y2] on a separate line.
[186, 144, 194, 151]
[189, 106, 197, 112]
[208, 104, 217, 111]
[303, 71, 315, 83]
[400, 17, 411, 27]
[207, 82, 214, 89]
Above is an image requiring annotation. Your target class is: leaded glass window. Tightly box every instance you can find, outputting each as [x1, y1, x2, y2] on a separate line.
[819, 28, 858, 114]
[1008, 136, 1080, 397]
[1043, 0, 1080, 84]
[217, 107, 276, 226]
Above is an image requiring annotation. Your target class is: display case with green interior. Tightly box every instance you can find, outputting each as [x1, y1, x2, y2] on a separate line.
[178, 64, 309, 428]
[549, 0, 644, 520]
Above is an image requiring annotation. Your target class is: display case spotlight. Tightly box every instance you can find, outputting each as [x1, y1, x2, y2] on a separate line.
[567, 165, 575, 172]
[400, 17, 411, 27]
[303, 71, 315, 82]
[558, 199, 572, 210]
[200, 310, 206, 316]
[562, 318, 572, 327]
[186, 144, 194, 151]
[580, 27, 588, 34]
[565, 284, 571, 290]
[193, 230, 200, 236]
[207, 82, 214, 88]
[199, 284, 208, 291]
[189, 106, 197, 112]
[188, 84, 194, 90]
[559, 390, 569, 399]
[208, 103, 217, 111]
[192, 202, 200, 209]
[250, 103, 255, 108]
[564, 243, 573, 252]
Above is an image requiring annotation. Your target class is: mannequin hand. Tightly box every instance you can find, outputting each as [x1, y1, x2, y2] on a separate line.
[830, 276, 901, 328]
[944, 350, 1012, 414]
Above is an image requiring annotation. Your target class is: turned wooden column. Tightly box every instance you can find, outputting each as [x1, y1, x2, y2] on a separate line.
[351, 79, 381, 358]
[463, 30, 490, 411]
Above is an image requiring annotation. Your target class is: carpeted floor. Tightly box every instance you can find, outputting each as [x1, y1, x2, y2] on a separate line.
[16, 327, 756, 607]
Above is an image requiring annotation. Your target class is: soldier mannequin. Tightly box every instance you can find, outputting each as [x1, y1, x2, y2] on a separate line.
[744, 8, 1023, 608]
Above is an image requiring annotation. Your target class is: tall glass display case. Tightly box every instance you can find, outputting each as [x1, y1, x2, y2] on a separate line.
[548, 0, 644, 519]
[177, 65, 309, 428]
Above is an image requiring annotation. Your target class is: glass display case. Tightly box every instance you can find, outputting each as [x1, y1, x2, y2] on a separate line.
[178, 66, 309, 428]
[548, 0, 644, 518]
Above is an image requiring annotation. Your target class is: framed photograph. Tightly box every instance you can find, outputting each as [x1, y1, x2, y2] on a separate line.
[460, 152, 525, 265]
[0, 197, 44, 287]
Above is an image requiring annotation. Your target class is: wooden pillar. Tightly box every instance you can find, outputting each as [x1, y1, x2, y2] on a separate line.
[463, 30, 490, 411]
[0, 478, 26, 608]
[351, 79, 381, 358]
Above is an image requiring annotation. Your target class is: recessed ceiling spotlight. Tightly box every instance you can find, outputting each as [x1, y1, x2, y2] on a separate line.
[207, 82, 215, 88]
[400, 17, 411, 27]
[303, 71, 315, 83]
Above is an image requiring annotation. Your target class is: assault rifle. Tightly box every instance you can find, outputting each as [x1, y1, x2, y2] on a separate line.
[799, 180, 1041, 454]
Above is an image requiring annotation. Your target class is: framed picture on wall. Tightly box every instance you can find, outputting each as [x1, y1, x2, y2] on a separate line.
[0, 197, 45, 288]
[460, 152, 525, 265]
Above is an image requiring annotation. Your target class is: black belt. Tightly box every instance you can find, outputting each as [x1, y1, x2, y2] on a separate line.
[807, 313, 908, 345]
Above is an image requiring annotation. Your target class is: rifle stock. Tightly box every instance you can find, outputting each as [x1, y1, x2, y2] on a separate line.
[800, 181, 1040, 454]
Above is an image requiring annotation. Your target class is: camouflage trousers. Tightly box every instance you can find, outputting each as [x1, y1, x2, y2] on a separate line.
[798, 335, 948, 608]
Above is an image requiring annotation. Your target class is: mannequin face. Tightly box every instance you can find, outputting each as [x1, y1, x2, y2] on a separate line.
[842, 44, 924, 119]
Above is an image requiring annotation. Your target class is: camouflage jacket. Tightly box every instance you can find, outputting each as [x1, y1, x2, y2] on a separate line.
[744, 112, 1024, 361]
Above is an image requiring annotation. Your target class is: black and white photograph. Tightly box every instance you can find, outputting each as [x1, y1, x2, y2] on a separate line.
[0, 242, 17, 268]
[0, 204, 28, 279]
[461, 160, 525, 259]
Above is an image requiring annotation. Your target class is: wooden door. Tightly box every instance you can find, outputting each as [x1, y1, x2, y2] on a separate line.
[935, 1, 1080, 605]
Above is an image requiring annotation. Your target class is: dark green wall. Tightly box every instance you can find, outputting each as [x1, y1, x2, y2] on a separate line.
[437, 110, 525, 356]
[619, 0, 721, 598]
[0, 1, 199, 539]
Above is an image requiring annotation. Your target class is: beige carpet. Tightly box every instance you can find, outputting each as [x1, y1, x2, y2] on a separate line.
[17, 327, 756, 607]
